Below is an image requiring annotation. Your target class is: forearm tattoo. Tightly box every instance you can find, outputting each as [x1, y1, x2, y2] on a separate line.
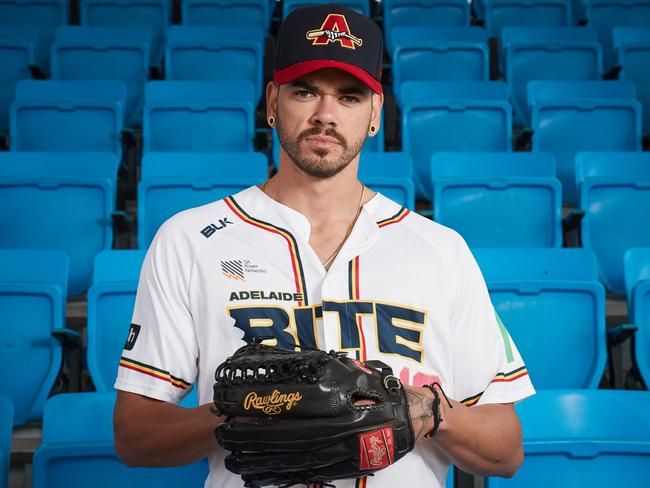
[406, 388, 435, 440]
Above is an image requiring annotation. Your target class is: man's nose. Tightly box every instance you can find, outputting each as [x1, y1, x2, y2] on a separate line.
[309, 94, 338, 127]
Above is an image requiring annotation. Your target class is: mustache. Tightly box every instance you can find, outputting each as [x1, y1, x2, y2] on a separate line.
[297, 127, 348, 148]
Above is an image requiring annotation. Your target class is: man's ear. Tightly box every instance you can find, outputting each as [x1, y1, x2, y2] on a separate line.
[370, 91, 384, 132]
[266, 81, 279, 120]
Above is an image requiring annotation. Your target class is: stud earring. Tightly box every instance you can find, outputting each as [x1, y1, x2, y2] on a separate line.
[267, 115, 276, 127]
[369, 125, 377, 135]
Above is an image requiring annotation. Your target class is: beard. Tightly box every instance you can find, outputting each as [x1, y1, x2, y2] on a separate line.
[276, 119, 368, 179]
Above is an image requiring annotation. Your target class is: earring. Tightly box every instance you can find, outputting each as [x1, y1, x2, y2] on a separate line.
[267, 115, 276, 128]
[369, 125, 377, 135]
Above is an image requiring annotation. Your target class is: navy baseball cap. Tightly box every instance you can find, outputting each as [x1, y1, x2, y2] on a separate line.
[273, 3, 384, 94]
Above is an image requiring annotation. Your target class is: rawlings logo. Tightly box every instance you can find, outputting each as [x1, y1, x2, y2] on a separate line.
[368, 435, 387, 467]
[359, 427, 394, 470]
[244, 390, 303, 415]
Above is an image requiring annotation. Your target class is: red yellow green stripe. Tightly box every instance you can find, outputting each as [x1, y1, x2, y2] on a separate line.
[224, 196, 308, 306]
[377, 207, 410, 228]
[119, 356, 191, 390]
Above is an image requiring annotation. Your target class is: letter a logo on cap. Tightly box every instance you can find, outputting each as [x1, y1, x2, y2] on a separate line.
[305, 13, 363, 49]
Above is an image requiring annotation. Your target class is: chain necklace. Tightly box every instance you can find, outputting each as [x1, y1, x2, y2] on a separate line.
[260, 179, 365, 270]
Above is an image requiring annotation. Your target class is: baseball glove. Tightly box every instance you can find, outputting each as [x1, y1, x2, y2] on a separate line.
[213, 342, 415, 487]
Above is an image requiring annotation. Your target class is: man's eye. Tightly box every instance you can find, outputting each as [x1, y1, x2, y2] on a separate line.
[341, 96, 360, 104]
[295, 90, 313, 99]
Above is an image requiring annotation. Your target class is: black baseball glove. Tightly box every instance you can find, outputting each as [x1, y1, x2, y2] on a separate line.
[213, 342, 415, 487]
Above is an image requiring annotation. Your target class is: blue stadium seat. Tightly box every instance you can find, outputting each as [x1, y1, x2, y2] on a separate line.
[0, 27, 38, 135]
[358, 152, 416, 209]
[51, 26, 151, 127]
[181, 0, 270, 31]
[625, 248, 650, 388]
[401, 81, 512, 200]
[271, 110, 384, 169]
[391, 27, 489, 102]
[432, 152, 562, 247]
[138, 152, 268, 248]
[143, 81, 255, 153]
[283, 0, 370, 17]
[165, 26, 264, 101]
[0, 250, 68, 426]
[529, 80, 642, 204]
[0, 0, 68, 71]
[0, 152, 118, 295]
[79, 0, 170, 66]
[486, 390, 650, 487]
[87, 250, 146, 393]
[502, 27, 603, 128]
[32, 392, 209, 487]
[484, 0, 573, 39]
[576, 151, 650, 295]
[474, 248, 607, 388]
[383, 0, 470, 53]
[614, 27, 650, 131]
[10, 80, 126, 157]
[0, 395, 12, 488]
[585, 0, 650, 70]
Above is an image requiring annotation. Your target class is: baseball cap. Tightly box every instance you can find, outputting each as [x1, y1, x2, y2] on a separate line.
[273, 3, 384, 94]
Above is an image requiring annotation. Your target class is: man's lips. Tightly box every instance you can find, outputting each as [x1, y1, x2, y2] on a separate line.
[305, 135, 341, 145]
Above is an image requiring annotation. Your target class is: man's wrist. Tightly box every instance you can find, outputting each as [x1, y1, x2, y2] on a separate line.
[404, 384, 437, 441]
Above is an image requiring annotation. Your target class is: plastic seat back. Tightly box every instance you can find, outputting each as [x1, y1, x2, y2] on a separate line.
[0, 0, 67, 71]
[0, 394, 12, 488]
[138, 152, 268, 248]
[401, 81, 512, 200]
[181, 0, 270, 31]
[358, 152, 416, 209]
[0, 27, 38, 133]
[51, 26, 151, 127]
[486, 390, 650, 487]
[282, 0, 370, 17]
[502, 27, 602, 127]
[79, 0, 170, 66]
[0, 250, 68, 425]
[87, 251, 146, 392]
[529, 80, 641, 203]
[484, 0, 573, 38]
[614, 27, 650, 130]
[143, 80, 255, 153]
[625, 248, 650, 387]
[32, 392, 209, 487]
[10, 79, 126, 157]
[165, 26, 264, 101]
[576, 151, 650, 295]
[432, 152, 562, 247]
[474, 248, 606, 388]
[0, 152, 118, 295]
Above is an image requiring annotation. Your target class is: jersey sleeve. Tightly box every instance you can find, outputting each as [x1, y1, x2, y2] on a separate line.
[114, 218, 199, 404]
[449, 240, 535, 407]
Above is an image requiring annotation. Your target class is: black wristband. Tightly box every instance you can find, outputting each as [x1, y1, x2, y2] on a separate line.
[421, 382, 453, 438]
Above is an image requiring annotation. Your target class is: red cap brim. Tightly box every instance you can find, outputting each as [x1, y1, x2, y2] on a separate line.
[274, 59, 382, 94]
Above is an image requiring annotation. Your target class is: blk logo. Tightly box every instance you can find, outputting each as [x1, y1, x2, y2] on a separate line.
[201, 218, 233, 238]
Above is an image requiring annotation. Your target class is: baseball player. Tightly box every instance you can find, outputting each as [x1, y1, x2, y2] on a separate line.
[113, 4, 535, 487]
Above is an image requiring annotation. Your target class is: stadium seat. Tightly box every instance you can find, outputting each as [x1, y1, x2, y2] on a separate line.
[625, 248, 650, 388]
[138, 152, 268, 248]
[391, 27, 489, 102]
[10, 80, 126, 157]
[87, 250, 146, 392]
[32, 392, 209, 487]
[0, 250, 68, 426]
[358, 152, 416, 209]
[143, 81, 255, 153]
[501, 27, 603, 127]
[0, 152, 118, 296]
[576, 151, 650, 295]
[485, 390, 650, 487]
[585, 0, 650, 70]
[383, 0, 470, 53]
[484, 0, 573, 39]
[0, 0, 68, 71]
[0, 27, 38, 135]
[181, 0, 271, 32]
[431, 152, 562, 247]
[51, 26, 151, 127]
[529, 80, 642, 203]
[474, 248, 607, 388]
[614, 27, 650, 131]
[79, 0, 170, 66]
[400, 81, 512, 199]
[282, 0, 370, 17]
[165, 26, 264, 101]
[0, 395, 11, 488]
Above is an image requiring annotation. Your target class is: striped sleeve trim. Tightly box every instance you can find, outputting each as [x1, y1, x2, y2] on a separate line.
[461, 391, 482, 407]
[119, 356, 192, 390]
[491, 366, 529, 383]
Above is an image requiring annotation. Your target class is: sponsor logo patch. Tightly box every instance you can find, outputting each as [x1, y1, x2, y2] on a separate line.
[124, 323, 141, 351]
[221, 260, 245, 281]
[359, 426, 394, 470]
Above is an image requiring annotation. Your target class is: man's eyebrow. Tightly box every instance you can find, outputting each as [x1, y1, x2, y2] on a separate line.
[337, 86, 369, 96]
[288, 80, 369, 96]
[289, 81, 319, 92]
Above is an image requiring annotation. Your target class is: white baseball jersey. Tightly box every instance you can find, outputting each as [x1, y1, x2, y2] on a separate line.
[115, 185, 535, 488]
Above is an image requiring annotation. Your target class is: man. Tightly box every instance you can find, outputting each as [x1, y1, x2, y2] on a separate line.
[113, 4, 535, 487]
